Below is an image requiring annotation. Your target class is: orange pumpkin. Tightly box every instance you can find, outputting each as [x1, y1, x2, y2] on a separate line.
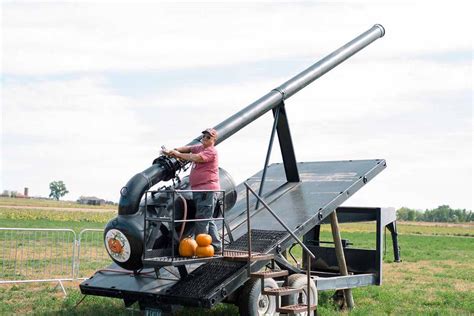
[196, 245, 214, 257]
[108, 238, 123, 254]
[179, 237, 198, 257]
[196, 234, 212, 247]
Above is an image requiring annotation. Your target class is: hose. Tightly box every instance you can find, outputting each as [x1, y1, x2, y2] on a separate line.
[177, 194, 188, 240]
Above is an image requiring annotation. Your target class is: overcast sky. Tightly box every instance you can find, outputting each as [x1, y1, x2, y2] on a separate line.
[1, 1, 472, 211]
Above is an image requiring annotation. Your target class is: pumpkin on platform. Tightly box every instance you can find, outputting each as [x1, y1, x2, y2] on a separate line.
[196, 245, 214, 257]
[179, 237, 198, 257]
[196, 234, 212, 247]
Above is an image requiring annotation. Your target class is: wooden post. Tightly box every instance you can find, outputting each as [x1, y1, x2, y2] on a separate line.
[307, 254, 312, 315]
[329, 211, 355, 309]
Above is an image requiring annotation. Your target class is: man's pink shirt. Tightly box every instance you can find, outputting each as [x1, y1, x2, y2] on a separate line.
[189, 145, 220, 190]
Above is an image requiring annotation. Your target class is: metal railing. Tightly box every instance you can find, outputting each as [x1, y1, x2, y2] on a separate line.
[0, 228, 109, 295]
[245, 182, 316, 315]
[143, 189, 226, 266]
[0, 228, 76, 294]
[76, 229, 109, 279]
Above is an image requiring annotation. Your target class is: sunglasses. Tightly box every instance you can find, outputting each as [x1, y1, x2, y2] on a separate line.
[202, 134, 212, 140]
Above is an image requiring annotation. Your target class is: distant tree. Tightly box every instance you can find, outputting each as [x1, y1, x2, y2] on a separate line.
[49, 181, 69, 200]
[397, 205, 473, 223]
[397, 207, 411, 220]
[397, 207, 422, 221]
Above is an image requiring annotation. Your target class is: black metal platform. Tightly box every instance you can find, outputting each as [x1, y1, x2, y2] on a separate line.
[224, 159, 386, 242]
[165, 229, 288, 300]
[80, 159, 386, 307]
[226, 229, 289, 252]
[143, 254, 224, 266]
[164, 260, 245, 301]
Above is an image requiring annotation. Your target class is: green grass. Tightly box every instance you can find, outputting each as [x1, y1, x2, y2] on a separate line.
[0, 217, 108, 232]
[320, 221, 474, 237]
[289, 237, 473, 316]
[0, 208, 114, 232]
[0, 197, 116, 209]
[3, 230, 472, 315]
[0, 283, 136, 315]
[1, 202, 473, 315]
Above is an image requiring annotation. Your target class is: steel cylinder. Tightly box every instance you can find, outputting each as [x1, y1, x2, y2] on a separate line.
[212, 24, 385, 145]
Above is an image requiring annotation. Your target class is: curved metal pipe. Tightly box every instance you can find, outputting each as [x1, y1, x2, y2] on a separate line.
[118, 24, 385, 216]
[118, 157, 179, 215]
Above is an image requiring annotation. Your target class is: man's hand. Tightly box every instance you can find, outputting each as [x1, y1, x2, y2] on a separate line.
[162, 148, 180, 157]
[167, 149, 179, 158]
[160, 145, 170, 156]
[161, 146, 179, 158]
[161, 146, 198, 162]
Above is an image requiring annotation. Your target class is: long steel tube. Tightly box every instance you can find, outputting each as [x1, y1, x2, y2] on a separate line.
[118, 24, 385, 215]
[213, 24, 385, 144]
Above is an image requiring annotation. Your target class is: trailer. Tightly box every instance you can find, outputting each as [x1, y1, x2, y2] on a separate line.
[80, 24, 401, 315]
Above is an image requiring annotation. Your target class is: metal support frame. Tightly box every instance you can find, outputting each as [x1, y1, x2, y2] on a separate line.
[386, 221, 401, 262]
[375, 209, 383, 285]
[255, 100, 299, 208]
[246, 186, 252, 276]
[245, 182, 315, 314]
[245, 183, 315, 259]
[216, 199, 234, 244]
[255, 104, 281, 209]
[143, 189, 226, 268]
[273, 102, 299, 183]
[329, 211, 355, 309]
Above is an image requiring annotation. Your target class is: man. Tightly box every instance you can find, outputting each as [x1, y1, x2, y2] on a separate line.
[162, 128, 221, 252]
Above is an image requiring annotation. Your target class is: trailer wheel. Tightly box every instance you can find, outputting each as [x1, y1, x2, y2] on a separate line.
[281, 274, 317, 315]
[238, 278, 279, 316]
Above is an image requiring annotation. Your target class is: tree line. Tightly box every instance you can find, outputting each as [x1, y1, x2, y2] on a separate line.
[397, 205, 473, 223]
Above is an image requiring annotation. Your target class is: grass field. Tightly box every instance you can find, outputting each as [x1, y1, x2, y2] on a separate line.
[1, 197, 473, 315]
[0, 197, 116, 209]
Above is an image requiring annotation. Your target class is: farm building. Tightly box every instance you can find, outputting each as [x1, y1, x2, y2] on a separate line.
[77, 196, 105, 206]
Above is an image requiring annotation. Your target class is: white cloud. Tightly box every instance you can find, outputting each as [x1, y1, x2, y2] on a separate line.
[2, 2, 471, 75]
[2, 77, 153, 200]
[1, 1, 472, 210]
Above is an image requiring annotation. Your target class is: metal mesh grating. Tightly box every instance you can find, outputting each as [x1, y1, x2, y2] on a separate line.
[163, 230, 288, 299]
[166, 260, 245, 298]
[227, 229, 289, 253]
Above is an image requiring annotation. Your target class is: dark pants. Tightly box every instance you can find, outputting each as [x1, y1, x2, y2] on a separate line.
[193, 192, 221, 249]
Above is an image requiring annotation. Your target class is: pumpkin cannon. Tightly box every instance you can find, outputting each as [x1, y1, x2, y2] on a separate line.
[81, 25, 401, 315]
[102, 24, 386, 271]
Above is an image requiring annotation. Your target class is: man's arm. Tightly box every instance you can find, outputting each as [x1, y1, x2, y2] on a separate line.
[174, 146, 192, 153]
[169, 151, 205, 163]
[162, 145, 191, 155]
[164, 146, 205, 163]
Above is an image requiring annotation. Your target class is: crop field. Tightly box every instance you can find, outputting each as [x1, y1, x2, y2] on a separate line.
[1, 197, 473, 315]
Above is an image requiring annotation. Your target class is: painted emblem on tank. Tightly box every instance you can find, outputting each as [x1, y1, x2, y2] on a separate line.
[105, 229, 131, 262]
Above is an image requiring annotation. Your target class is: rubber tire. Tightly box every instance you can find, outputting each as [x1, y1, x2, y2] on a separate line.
[238, 277, 279, 316]
[104, 217, 144, 271]
[281, 274, 318, 315]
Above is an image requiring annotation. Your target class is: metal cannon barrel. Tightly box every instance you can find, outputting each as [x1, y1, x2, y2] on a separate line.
[118, 24, 385, 216]
[213, 24, 385, 144]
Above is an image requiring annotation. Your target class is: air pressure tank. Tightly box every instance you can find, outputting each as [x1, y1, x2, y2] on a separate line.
[104, 168, 237, 270]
